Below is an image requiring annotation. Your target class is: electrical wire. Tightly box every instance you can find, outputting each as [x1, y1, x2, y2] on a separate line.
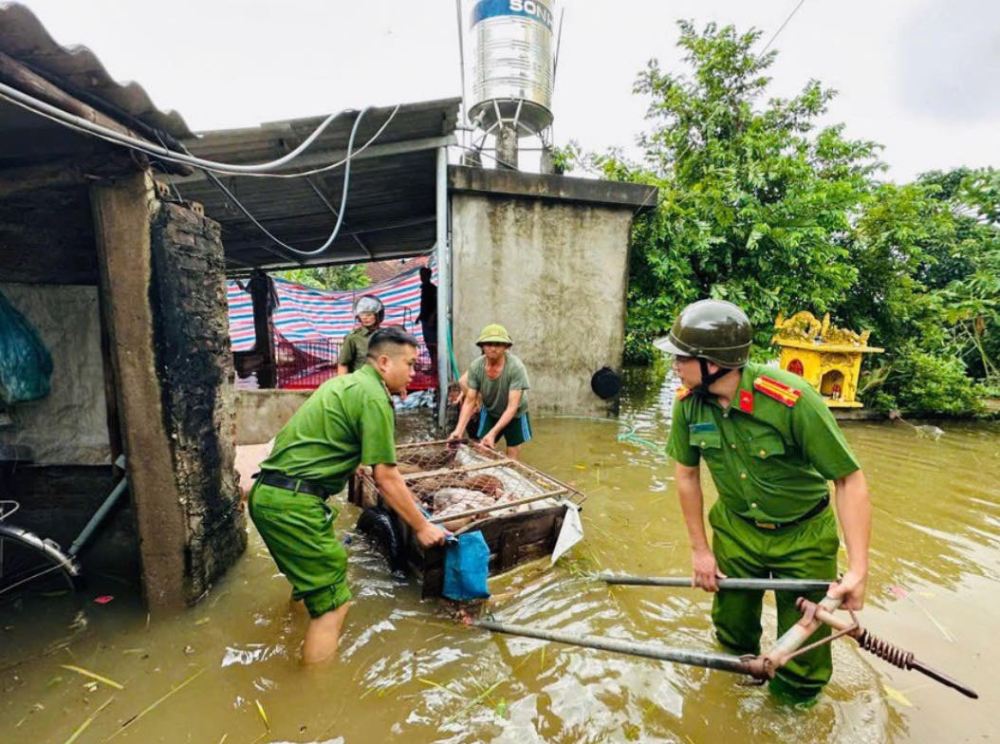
[203, 108, 369, 257]
[665, 3, 807, 172]
[222, 105, 399, 180]
[762, 0, 807, 53]
[0, 79, 397, 177]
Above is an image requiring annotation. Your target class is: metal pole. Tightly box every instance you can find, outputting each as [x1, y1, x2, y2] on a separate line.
[68, 455, 128, 557]
[598, 574, 833, 593]
[475, 620, 756, 677]
[455, 0, 467, 125]
[436, 145, 450, 429]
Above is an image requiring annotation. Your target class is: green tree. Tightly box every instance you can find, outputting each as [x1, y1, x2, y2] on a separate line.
[833, 182, 955, 354]
[575, 22, 994, 415]
[276, 263, 370, 291]
[938, 168, 1000, 387]
[589, 21, 881, 362]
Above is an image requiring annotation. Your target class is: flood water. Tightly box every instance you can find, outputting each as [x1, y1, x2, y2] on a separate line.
[2, 368, 997, 742]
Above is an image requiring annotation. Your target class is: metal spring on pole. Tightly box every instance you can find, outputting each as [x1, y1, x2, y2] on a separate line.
[857, 630, 915, 669]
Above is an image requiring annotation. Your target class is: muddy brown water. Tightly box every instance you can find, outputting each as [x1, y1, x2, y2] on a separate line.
[1, 369, 997, 742]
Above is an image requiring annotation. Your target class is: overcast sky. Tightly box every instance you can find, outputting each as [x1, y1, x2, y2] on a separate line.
[16, 0, 1000, 181]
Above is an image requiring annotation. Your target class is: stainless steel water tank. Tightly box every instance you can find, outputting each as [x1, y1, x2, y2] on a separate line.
[466, 0, 555, 135]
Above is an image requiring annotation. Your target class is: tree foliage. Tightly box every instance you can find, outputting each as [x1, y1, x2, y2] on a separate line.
[590, 22, 880, 359]
[573, 21, 997, 414]
[276, 264, 370, 291]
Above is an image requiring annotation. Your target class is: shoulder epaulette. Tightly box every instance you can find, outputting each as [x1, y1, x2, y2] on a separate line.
[675, 385, 692, 401]
[753, 375, 802, 408]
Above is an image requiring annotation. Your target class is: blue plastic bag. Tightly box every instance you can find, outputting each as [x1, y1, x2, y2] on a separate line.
[0, 289, 52, 405]
[442, 531, 491, 601]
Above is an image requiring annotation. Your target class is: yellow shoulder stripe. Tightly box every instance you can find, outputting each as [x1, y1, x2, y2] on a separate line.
[754, 376, 801, 407]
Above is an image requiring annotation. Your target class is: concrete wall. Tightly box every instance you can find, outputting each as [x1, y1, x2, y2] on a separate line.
[236, 389, 441, 445]
[235, 389, 311, 445]
[0, 284, 110, 464]
[450, 168, 653, 416]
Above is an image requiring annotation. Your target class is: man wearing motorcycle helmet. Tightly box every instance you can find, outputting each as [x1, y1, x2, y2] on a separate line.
[338, 295, 385, 375]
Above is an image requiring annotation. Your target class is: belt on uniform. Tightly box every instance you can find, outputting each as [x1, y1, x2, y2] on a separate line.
[734, 496, 829, 531]
[255, 470, 328, 499]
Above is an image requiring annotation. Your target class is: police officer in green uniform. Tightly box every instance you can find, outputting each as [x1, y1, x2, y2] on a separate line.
[338, 295, 384, 375]
[659, 300, 872, 702]
[250, 326, 446, 665]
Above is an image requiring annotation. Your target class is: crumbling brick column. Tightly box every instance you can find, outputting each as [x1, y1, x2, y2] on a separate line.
[149, 201, 246, 603]
[92, 171, 245, 609]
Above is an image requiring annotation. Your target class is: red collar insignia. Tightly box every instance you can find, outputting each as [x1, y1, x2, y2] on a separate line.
[739, 389, 754, 414]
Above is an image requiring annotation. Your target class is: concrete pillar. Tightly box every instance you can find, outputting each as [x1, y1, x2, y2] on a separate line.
[91, 172, 245, 610]
[539, 146, 556, 175]
[495, 125, 518, 171]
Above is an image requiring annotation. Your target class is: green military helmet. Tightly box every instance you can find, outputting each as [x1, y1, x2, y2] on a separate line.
[476, 323, 513, 346]
[654, 299, 752, 368]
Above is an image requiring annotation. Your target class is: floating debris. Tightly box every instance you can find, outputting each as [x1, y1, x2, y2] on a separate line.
[106, 668, 205, 740]
[60, 664, 124, 690]
[64, 696, 114, 744]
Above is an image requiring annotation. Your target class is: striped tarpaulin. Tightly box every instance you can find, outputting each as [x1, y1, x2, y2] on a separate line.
[227, 263, 433, 360]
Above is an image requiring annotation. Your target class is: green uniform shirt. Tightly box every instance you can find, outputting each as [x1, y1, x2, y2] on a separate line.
[667, 362, 860, 523]
[260, 363, 396, 492]
[468, 352, 530, 417]
[338, 326, 376, 372]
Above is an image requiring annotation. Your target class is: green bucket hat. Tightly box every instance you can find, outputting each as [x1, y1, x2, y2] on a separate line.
[476, 323, 513, 346]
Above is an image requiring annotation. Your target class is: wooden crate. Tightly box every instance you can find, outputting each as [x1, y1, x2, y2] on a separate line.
[349, 440, 585, 597]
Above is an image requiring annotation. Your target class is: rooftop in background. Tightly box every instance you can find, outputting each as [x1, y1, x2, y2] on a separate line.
[170, 98, 461, 275]
[366, 256, 429, 284]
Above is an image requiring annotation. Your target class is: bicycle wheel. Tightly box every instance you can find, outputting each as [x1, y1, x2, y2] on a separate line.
[0, 523, 79, 602]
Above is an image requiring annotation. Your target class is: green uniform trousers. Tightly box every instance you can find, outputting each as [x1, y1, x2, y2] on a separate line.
[708, 500, 839, 701]
[249, 480, 352, 618]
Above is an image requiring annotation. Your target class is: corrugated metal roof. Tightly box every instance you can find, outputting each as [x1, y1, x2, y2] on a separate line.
[0, 2, 192, 138]
[172, 98, 461, 274]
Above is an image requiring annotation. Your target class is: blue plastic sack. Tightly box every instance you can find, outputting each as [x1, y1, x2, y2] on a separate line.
[442, 531, 491, 601]
[0, 289, 52, 405]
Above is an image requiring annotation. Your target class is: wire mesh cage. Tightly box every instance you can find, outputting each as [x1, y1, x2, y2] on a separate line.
[353, 440, 584, 523]
[349, 439, 586, 595]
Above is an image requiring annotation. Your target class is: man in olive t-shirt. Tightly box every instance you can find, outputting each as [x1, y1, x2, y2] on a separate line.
[449, 323, 532, 459]
[250, 327, 446, 665]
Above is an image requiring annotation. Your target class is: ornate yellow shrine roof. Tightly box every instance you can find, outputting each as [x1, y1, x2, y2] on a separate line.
[771, 312, 884, 354]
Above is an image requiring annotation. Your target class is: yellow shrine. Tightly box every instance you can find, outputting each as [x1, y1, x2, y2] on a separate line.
[772, 312, 883, 408]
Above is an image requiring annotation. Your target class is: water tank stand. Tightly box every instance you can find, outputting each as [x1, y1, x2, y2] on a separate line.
[496, 124, 518, 170]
